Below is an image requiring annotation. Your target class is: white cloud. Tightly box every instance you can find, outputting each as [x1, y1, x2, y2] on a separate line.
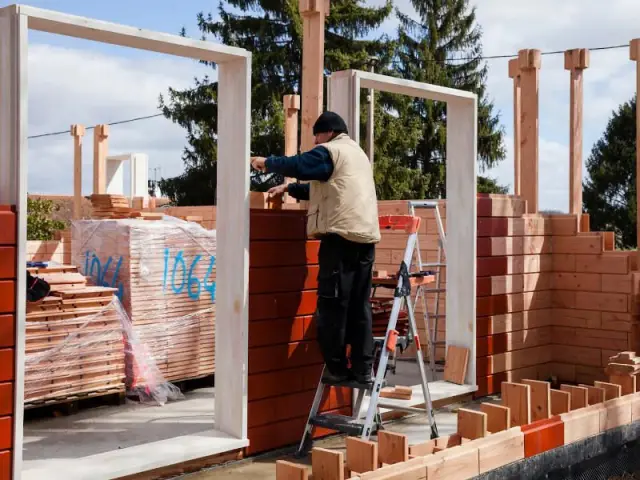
[27, 42, 211, 195]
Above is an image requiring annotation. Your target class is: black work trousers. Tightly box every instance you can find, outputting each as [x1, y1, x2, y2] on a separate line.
[315, 233, 375, 376]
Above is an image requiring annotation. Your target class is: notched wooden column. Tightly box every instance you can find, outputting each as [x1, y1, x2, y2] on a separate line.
[518, 49, 541, 213]
[564, 48, 589, 220]
[70, 124, 85, 219]
[299, 0, 330, 153]
[508, 59, 522, 196]
[283, 94, 300, 204]
[92, 124, 109, 195]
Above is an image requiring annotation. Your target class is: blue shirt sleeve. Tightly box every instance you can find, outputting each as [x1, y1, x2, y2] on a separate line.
[264, 146, 334, 181]
[287, 183, 310, 201]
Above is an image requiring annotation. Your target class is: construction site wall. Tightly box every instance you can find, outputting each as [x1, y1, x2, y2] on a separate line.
[0, 206, 16, 479]
[247, 209, 351, 454]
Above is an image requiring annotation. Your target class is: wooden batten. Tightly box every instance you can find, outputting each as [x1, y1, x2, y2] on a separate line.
[71, 124, 85, 220]
[508, 59, 522, 197]
[518, 49, 541, 213]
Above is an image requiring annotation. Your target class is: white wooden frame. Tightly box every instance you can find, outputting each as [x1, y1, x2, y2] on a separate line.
[106, 153, 150, 198]
[0, 4, 251, 479]
[328, 69, 478, 387]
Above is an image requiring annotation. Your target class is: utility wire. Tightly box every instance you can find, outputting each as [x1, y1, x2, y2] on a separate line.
[26, 43, 630, 140]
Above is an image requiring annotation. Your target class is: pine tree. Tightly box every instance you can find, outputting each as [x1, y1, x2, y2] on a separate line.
[159, 0, 394, 205]
[392, 0, 506, 197]
[583, 97, 637, 248]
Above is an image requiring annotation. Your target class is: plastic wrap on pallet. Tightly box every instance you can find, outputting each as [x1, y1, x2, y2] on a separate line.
[25, 296, 186, 406]
[70, 215, 217, 384]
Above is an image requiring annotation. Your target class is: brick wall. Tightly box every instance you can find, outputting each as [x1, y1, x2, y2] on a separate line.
[246, 209, 351, 455]
[0, 206, 16, 480]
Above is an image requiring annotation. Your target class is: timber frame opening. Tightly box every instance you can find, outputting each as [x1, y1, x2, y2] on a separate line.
[328, 69, 478, 388]
[0, 4, 251, 478]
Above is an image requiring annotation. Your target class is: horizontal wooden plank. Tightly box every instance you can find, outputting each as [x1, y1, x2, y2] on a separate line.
[477, 309, 552, 336]
[548, 215, 579, 236]
[248, 341, 323, 374]
[477, 216, 550, 237]
[477, 236, 551, 257]
[250, 210, 307, 240]
[477, 291, 552, 316]
[574, 254, 629, 274]
[551, 344, 601, 367]
[552, 290, 628, 313]
[249, 240, 319, 267]
[477, 196, 526, 217]
[248, 386, 350, 428]
[551, 326, 630, 351]
[475, 365, 542, 397]
[476, 327, 552, 356]
[477, 255, 553, 277]
[248, 316, 314, 348]
[552, 272, 601, 292]
[249, 265, 319, 294]
[477, 273, 552, 297]
[552, 236, 604, 254]
[477, 346, 552, 375]
[249, 290, 317, 321]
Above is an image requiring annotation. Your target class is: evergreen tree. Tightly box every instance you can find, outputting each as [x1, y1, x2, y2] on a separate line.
[583, 97, 637, 249]
[159, 0, 394, 205]
[392, 0, 506, 197]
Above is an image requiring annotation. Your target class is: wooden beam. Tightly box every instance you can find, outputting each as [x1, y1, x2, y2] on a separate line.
[480, 403, 510, 433]
[508, 58, 522, 196]
[518, 49, 541, 213]
[92, 124, 109, 194]
[501, 381, 531, 426]
[70, 124, 85, 219]
[631, 39, 640, 267]
[522, 379, 551, 421]
[283, 94, 300, 204]
[457, 408, 488, 440]
[564, 48, 589, 217]
[299, 0, 329, 152]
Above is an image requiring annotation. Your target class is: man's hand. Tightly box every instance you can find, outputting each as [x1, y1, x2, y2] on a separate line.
[250, 156, 267, 172]
[267, 184, 288, 197]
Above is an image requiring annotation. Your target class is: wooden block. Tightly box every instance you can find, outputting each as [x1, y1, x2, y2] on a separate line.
[594, 381, 622, 400]
[600, 396, 633, 431]
[476, 427, 524, 474]
[480, 403, 510, 433]
[379, 386, 412, 401]
[0, 417, 10, 450]
[443, 345, 469, 384]
[359, 456, 430, 480]
[457, 408, 488, 440]
[521, 416, 564, 458]
[276, 460, 309, 479]
[579, 384, 606, 405]
[425, 444, 480, 479]
[609, 375, 636, 395]
[311, 448, 344, 480]
[521, 379, 551, 421]
[346, 437, 378, 474]
[631, 392, 640, 421]
[561, 406, 601, 443]
[0, 383, 12, 417]
[501, 382, 531, 426]
[560, 385, 588, 410]
[377, 431, 408, 466]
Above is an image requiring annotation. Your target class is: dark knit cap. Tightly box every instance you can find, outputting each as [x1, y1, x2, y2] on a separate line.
[312, 111, 348, 135]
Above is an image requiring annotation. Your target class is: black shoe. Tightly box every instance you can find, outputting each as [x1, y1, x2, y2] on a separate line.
[350, 371, 373, 385]
[321, 369, 350, 385]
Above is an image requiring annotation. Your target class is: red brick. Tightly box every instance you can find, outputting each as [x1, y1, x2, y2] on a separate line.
[249, 265, 319, 294]
[0, 418, 10, 451]
[0, 384, 12, 417]
[0, 450, 10, 480]
[249, 240, 319, 268]
[248, 365, 322, 401]
[249, 291, 317, 321]
[250, 210, 306, 240]
[0, 351, 13, 382]
[248, 341, 322, 374]
[521, 416, 564, 457]
[0, 316, 14, 349]
[0, 250, 14, 281]
[0, 212, 15, 246]
[248, 316, 314, 348]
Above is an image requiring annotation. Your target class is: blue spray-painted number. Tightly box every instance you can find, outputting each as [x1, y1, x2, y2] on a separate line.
[84, 251, 125, 300]
[163, 248, 216, 302]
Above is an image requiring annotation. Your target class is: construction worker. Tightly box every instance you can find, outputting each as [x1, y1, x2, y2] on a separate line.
[250, 111, 381, 385]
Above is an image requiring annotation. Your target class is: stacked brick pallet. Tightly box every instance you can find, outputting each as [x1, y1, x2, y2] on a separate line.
[277, 376, 640, 479]
[0, 206, 15, 479]
[247, 209, 351, 454]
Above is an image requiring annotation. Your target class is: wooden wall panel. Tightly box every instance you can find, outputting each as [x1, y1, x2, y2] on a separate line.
[0, 206, 15, 480]
[246, 209, 351, 455]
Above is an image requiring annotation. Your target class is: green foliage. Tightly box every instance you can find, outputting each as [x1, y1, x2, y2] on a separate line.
[27, 197, 66, 241]
[583, 96, 637, 249]
[159, 0, 507, 205]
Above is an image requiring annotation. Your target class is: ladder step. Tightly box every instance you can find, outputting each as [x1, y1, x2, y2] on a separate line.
[432, 341, 446, 346]
[419, 263, 446, 268]
[424, 287, 446, 293]
[321, 378, 375, 389]
[310, 414, 366, 436]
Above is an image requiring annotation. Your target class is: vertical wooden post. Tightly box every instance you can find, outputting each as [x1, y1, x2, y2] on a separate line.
[564, 48, 590, 217]
[283, 94, 301, 204]
[508, 59, 522, 196]
[299, 0, 330, 153]
[631, 40, 640, 260]
[70, 124, 85, 219]
[518, 49, 541, 213]
[92, 124, 109, 194]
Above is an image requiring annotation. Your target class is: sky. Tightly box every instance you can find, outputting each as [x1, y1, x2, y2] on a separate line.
[5, 0, 640, 211]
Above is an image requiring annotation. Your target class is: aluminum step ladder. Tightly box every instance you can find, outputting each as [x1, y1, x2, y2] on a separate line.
[294, 215, 439, 458]
[407, 200, 447, 377]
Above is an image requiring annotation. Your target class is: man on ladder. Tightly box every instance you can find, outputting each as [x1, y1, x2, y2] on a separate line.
[250, 111, 381, 384]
